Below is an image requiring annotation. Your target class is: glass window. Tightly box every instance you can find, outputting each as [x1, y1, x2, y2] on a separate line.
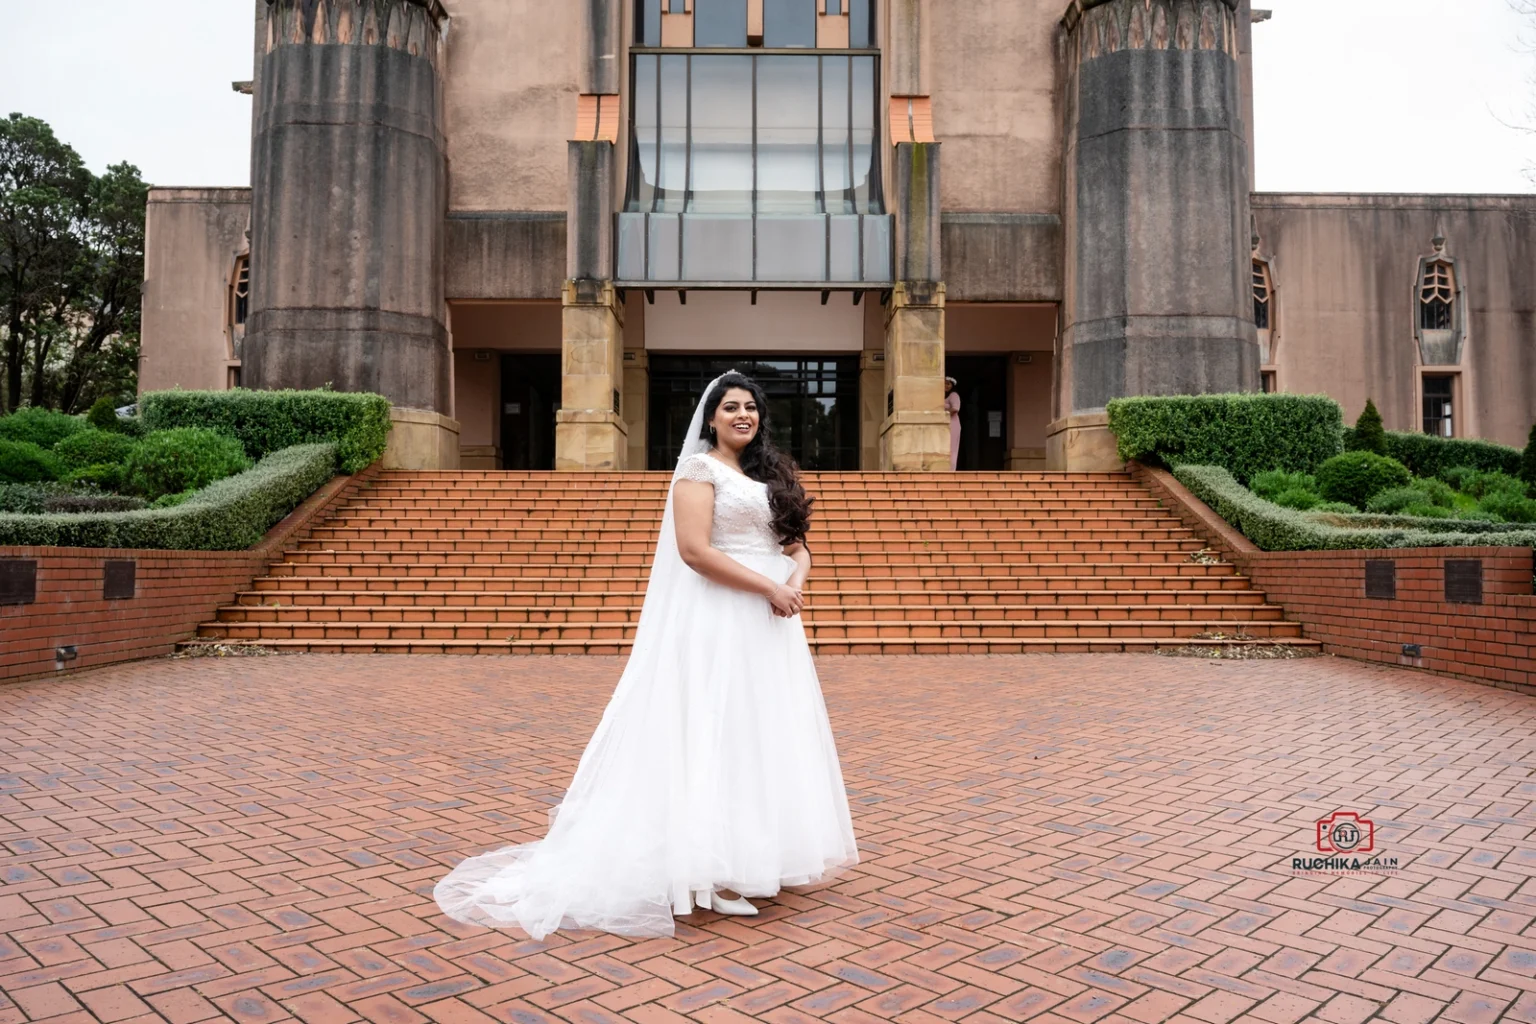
[849, 0, 873, 47]
[764, 0, 816, 47]
[668, 0, 686, 11]
[688, 56, 754, 212]
[1252, 260, 1271, 330]
[232, 255, 250, 326]
[1422, 375, 1454, 437]
[636, 0, 662, 46]
[694, 0, 747, 46]
[1420, 260, 1454, 331]
[625, 53, 883, 216]
[827, 0, 843, 14]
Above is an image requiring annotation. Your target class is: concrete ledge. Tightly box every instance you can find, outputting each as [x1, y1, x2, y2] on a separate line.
[941, 213, 1062, 302]
[446, 212, 566, 300]
[1045, 412, 1122, 472]
[385, 407, 461, 470]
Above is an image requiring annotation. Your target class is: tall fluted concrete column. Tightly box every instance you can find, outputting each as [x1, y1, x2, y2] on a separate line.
[1050, 0, 1259, 471]
[245, 0, 455, 467]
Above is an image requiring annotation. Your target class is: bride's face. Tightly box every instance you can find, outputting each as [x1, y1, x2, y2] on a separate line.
[710, 388, 760, 452]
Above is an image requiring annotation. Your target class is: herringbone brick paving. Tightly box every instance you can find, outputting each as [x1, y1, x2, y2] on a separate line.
[1, 653, 1533, 1024]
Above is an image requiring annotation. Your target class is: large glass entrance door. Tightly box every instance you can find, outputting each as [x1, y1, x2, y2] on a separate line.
[647, 357, 861, 470]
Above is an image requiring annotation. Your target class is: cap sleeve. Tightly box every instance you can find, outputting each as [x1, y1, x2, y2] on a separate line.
[676, 453, 717, 484]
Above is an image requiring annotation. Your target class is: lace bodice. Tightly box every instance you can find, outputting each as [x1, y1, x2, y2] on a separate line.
[675, 453, 782, 557]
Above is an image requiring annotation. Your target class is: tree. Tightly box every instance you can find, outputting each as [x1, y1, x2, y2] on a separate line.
[1348, 399, 1389, 456]
[1507, 0, 1536, 184]
[0, 114, 146, 415]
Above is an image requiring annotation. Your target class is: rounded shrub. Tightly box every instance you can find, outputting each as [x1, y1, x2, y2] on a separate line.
[1401, 503, 1454, 519]
[54, 429, 138, 471]
[1415, 476, 1458, 508]
[0, 407, 85, 449]
[0, 439, 64, 484]
[1439, 465, 1477, 491]
[1521, 420, 1536, 487]
[1273, 488, 1320, 511]
[1315, 451, 1412, 510]
[86, 396, 124, 432]
[63, 463, 128, 491]
[1461, 470, 1528, 500]
[1477, 490, 1536, 524]
[1365, 487, 1431, 514]
[125, 428, 252, 500]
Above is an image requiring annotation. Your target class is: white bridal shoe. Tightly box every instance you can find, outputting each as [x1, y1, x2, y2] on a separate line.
[708, 890, 759, 916]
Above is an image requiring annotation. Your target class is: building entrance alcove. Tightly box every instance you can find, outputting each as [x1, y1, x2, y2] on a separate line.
[943, 355, 1009, 471]
[500, 353, 561, 470]
[647, 356, 861, 471]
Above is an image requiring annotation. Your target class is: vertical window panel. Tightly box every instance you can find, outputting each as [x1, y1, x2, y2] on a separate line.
[764, 0, 816, 47]
[850, 56, 877, 213]
[637, 0, 662, 45]
[656, 55, 689, 212]
[668, 0, 687, 10]
[827, 0, 843, 13]
[821, 56, 852, 214]
[756, 56, 822, 214]
[629, 55, 659, 211]
[849, 0, 872, 47]
[688, 56, 755, 212]
[694, 0, 748, 45]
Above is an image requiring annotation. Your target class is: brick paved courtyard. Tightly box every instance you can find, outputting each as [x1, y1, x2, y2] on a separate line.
[1, 654, 1533, 1024]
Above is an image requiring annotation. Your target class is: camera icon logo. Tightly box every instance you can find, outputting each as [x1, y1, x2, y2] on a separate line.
[1316, 811, 1375, 854]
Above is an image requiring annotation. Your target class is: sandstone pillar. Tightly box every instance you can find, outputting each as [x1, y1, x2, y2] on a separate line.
[556, 281, 628, 471]
[880, 140, 949, 471]
[244, 0, 455, 466]
[1053, 0, 1259, 470]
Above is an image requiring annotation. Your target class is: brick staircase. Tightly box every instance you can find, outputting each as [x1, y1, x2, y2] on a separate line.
[194, 471, 1318, 655]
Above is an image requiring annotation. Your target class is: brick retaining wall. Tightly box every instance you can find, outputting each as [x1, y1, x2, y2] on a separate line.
[0, 463, 379, 683]
[1132, 463, 1536, 695]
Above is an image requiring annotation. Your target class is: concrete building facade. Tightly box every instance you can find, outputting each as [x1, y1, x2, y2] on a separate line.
[139, 0, 1536, 470]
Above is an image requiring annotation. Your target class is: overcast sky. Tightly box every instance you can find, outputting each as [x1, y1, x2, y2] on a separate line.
[1, 0, 1532, 194]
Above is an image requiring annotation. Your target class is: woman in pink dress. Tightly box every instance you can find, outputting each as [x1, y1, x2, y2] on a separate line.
[944, 376, 961, 471]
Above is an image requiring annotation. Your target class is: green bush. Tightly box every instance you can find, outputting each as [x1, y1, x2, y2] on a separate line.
[0, 407, 85, 449]
[151, 489, 198, 509]
[53, 429, 138, 471]
[1315, 451, 1412, 509]
[1251, 470, 1318, 502]
[1273, 487, 1320, 511]
[1347, 400, 1389, 455]
[1415, 476, 1458, 508]
[62, 463, 128, 491]
[1521, 421, 1536, 486]
[1377, 430, 1521, 479]
[1459, 470, 1529, 500]
[0, 440, 64, 484]
[1173, 464, 1536, 551]
[141, 388, 390, 474]
[0, 481, 145, 514]
[1107, 393, 1344, 484]
[0, 443, 337, 550]
[1402, 503, 1455, 519]
[1366, 487, 1431, 514]
[1477, 490, 1536, 524]
[124, 428, 252, 500]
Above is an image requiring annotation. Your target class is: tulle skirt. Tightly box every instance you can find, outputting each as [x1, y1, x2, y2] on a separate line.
[433, 551, 860, 939]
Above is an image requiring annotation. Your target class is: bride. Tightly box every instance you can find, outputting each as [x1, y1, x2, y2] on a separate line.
[434, 370, 860, 939]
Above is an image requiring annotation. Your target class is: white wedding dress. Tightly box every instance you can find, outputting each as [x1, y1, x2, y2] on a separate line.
[434, 374, 859, 939]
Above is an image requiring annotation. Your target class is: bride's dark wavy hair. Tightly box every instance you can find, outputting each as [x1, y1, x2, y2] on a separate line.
[699, 373, 815, 545]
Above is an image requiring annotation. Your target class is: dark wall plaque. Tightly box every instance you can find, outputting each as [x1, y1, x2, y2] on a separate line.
[0, 560, 37, 606]
[103, 560, 137, 601]
[1364, 559, 1397, 600]
[1444, 559, 1484, 605]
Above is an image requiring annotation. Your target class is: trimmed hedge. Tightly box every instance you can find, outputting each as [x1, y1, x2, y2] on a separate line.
[140, 388, 390, 474]
[0, 443, 337, 550]
[1107, 393, 1343, 484]
[1173, 464, 1536, 551]
[1340, 428, 1524, 479]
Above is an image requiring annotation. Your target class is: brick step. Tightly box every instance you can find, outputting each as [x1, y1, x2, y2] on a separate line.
[306, 519, 1192, 535]
[294, 531, 1201, 550]
[202, 617, 1306, 643]
[250, 571, 1252, 594]
[325, 508, 1174, 525]
[262, 561, 1241, 580]
[183, 635, 1320, 656]
[235, 586, 1268, 608]
[215, 601, 1284, 626]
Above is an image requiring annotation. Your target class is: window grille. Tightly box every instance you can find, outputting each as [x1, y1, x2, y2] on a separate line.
[1252, 260, 1271, 330]
[232, 255, 250, 326]
[1422, 375, 1454, 437]
[1419, 260, 1454, 332]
